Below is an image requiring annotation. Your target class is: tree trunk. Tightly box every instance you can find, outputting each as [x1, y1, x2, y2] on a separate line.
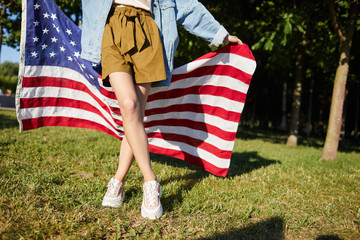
[286, 48, 303, 147]
[321, 51, 349, 159]
[322, 1, 359, 160]
[342, 89, 348, 138]
[280, 81, 287, 131]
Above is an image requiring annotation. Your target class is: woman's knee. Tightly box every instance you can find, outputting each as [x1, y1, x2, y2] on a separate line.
[120, 98, 139, 117]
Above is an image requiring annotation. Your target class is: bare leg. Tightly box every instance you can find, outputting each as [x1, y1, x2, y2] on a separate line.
[109, 72, 156, 182]
[113, 136, 134, 182]
[113, 83, 149, 181]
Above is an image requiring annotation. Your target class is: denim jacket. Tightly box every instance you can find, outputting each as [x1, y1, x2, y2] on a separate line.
[81, 0, 229, 86]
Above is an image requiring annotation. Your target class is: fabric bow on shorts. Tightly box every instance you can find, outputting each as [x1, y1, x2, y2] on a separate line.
[101, 6, 166, 84]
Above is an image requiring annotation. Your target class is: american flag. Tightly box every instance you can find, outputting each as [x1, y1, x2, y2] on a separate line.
[17, 0, 256, 177]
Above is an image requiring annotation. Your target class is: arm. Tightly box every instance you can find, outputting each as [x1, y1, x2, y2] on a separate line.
[175, 0, 242, 46]
[80, 0, 112, 62]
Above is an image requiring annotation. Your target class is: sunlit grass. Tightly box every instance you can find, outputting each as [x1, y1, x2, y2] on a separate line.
[1, 109, 359, 239]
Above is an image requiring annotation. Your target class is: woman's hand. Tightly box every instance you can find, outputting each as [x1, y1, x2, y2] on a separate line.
[224, 35, 243, 45]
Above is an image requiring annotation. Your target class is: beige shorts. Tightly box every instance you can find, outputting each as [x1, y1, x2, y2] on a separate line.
[101, 7, 166, 84]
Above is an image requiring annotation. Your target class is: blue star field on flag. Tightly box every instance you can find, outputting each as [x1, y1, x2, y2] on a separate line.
[25, 0, 101, 89]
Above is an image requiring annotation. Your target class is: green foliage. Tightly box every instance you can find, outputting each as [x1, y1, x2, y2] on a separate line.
[1, 110, 359, 239]
[174, 27, 210, 67]
[0, 0, 359, 136]
[0, 0, 22, 48]
[0, 61, 18, 93]
[54, 0, 81, 24]
[0, 61, 18, 76]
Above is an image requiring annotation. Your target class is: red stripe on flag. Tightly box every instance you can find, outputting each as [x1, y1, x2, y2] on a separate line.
[195, 44, 256, 62]
[100, 86, 117, 100]
[20, 97, 124, 130]
[144, 118, 237, 141]
[171, 65, 252, 85]
[145, 103, 241, 122]
[22, 76, 116, 113]
[147, 84, 247, 103]
[148, 132, 232, 159]
[21, 116, 122, 140]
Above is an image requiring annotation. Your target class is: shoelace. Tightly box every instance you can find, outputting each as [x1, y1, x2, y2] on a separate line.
[107, 179, 120, 196]
[144, 183, 159, 207]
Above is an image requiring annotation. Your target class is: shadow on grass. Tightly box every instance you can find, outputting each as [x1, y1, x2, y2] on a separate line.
[0, 111, 18, 130]
[198, 216, 285, 240]
[227, 151, 280, 177]
[315, 235, 344, 240]
[150, 151, 279, 212]
[236, 127, 360, 153]
[237, 127, 324, 148]
[150, 153, 209, 212]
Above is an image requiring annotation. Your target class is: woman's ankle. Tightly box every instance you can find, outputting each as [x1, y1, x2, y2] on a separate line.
[143, 173, 157, 182]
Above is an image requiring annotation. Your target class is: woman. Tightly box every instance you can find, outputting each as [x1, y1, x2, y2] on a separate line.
[81, 0, 242, 219]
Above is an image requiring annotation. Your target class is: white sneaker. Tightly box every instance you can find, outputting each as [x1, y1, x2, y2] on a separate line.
[141, 180, 163, 219]
[102, 178, 125, 208]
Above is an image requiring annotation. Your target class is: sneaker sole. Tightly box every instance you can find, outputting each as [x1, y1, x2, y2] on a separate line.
[141, 204, 163, 219]
[141, 187, 163, 219]
[102, 192, 125, 208]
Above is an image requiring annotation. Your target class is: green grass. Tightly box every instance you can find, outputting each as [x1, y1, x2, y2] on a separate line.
[1, 109, 359, 239]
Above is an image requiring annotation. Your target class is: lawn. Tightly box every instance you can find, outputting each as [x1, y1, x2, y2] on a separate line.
[0, 109, 359, 239]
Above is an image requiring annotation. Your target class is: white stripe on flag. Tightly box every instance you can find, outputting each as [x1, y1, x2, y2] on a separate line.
[147, 125, 235, 150]
[146, 94, 245, 116]
[148, 138, 231, 169]
[19, 106, 122, 137]
[172, 52, 257, 76]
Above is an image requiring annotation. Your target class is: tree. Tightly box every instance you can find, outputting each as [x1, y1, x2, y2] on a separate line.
[246, 1, 297, 129]
[322, 0, 360, 160]
[249, 0, 315, 145]
[0, 61, 19, 93]
[0, 0, 21, 60]
[55, 0, 82, 25]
